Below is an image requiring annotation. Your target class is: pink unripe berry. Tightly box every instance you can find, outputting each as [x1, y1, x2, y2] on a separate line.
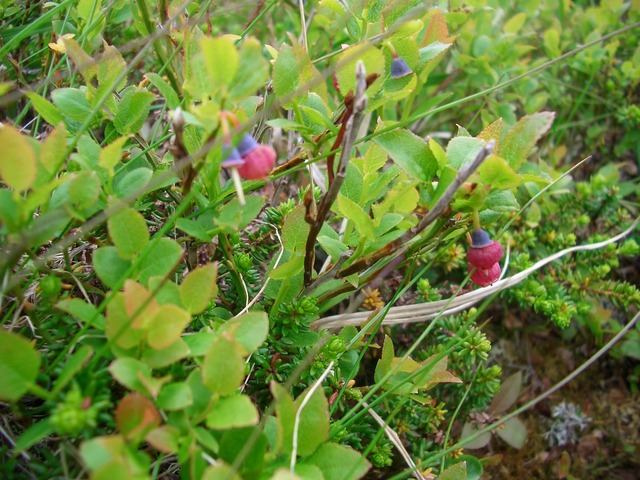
[467, 240, 503, 270]
[468, 263, 501, 287]
[237, 144, 276, 180]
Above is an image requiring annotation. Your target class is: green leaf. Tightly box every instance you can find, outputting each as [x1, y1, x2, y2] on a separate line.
[51, 88, 92, 123]
[114, 167, 153, 199]
[500, 112, 555, 170]
[273, 44, 299, 100]
[340, 163, 363, 203]
[141, 339, 189, 369]
[0, 330, 41, 401]
[335, 42, 385, 95]
[373, 125, 437, 182]
[303, 443, 370, 480]
[13, 418, 55, 454]
[176, 218, 212, 242]
[144, 72, 180, 109]
[77, 0, 102, 22]
[478, 154, 522, 189]
[0, 82, 14, 96]
[337, 194, 375, 240]
[108, 205, 149, 260]
[137, 238, 183, 285]
[62, 38, 98, 82]
[183, 331, 216, 357]
[484, 189, 519, 212]
[293, 386, 330, 457]
[202, 463, 243, 480]
[157, 382, 193, 411]
[504, 12, 526, 34]
[439, 461, 467, 480]
[218, 311, 269, 353]
[145, 426, 181, 454]
[445, 456, 483, 480]
[0, 189, 21, 230]
[52, 345, 93, 395]
[56, 298, 104, 329]
[496, 417, 527, 449]
[202, 334, 246, 396]
[93, 246, 132, 289]
[0, 123, 37, 192]
[269, 253, 304, 279]
[201, 36, 239, 91]
[69, 171, 101, 210]
[106, 292, 144, 349]
[24, 91, 63, 126]
[446, 136, 485, 170]
[180, 263, 218, 314]
[148, 277, 183, 307]
[374, 335, 394, 383]
[113, 88, 155, 135]
[97, 43, 126, 91]
[40, 124, 68, 175]
[206, 394, 260, 429]
[109, 358, 153, 394]
[147, 304, 192, 350]
[214, 195, 264, 232]
[281, 205, 310, 252]
[317, 235, 348, 260]
[229, 37, 270, 100]
[99, 136, 128, 176]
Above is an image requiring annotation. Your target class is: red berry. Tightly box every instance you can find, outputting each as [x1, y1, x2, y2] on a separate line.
[466, 240, 503, 270]
[237, 144, 276, 180]
[468, 263, 501, 287]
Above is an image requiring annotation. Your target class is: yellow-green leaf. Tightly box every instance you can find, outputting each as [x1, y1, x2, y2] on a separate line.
[0, 123, 37, 192]
[337, 194, 375, 240]
[40, 124, 68, 175]
[0, 331, 41, 402]
[107, 205, 149, 260]
[24, 91, 63, 126]
[147, 304, 192, 350]
[180, 263, 218, 315]
[206, 394, 259, 430]
[99, 136, 128, 177]
[201, 36, 239, 91]
[202, 334, 246, 396]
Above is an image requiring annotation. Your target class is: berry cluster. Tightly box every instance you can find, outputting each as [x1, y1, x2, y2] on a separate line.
[466, 229, 503, 287]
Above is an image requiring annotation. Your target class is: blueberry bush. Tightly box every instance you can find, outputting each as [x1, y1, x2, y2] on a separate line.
[1, 1, 639, 479]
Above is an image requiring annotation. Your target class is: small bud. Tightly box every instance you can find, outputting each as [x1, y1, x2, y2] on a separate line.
[390, 56, 413, 79]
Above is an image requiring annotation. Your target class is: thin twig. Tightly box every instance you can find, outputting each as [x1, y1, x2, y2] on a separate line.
[303, 62, 369, 285]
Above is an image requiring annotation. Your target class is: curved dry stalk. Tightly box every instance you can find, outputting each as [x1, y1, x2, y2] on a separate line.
[313, 217, 640, 330]
[365, 401, 426, 480]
